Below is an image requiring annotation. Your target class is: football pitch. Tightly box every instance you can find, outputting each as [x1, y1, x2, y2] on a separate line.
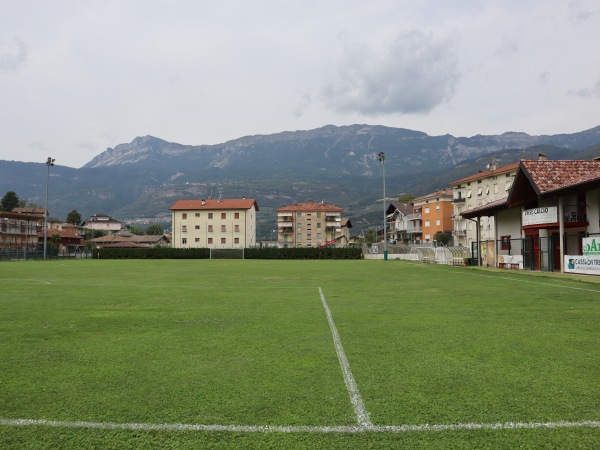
[1, 259, 599, 448]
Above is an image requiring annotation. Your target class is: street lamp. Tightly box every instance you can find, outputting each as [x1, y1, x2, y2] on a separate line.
[378, 152, 387, 261]
[44, 157, 55, 261]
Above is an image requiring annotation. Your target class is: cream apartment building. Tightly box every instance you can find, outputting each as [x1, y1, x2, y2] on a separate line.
[170, 198, 258, 249]
[449, 162, 519, 247]
[277, 202, 348, 248]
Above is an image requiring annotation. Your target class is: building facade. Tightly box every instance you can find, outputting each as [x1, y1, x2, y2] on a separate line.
[449, 162, 519, 247]
[277, 202, 349, 248]
[82, 214, 123, 233]
[461, 158, 600, 273]
[0, 211, 43, 251]
[170, 198, 258, 249]
[411, 189, 453, 243]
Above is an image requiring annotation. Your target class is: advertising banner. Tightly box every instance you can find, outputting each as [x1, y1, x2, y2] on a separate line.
[582, 237, 600, 256]
[564, 255, 600, 275]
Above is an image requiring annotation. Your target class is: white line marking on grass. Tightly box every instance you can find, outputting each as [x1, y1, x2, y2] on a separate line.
[318, 287, 373, 428]
[0, 278, 52, 285]
[2, 418, 599, 433]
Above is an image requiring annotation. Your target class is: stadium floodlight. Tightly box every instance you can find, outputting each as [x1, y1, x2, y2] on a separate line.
[378, 152, 387, 261]
[43, 157, 55, 261]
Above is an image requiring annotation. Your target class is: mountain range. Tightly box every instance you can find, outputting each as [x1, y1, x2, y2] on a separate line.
[2, 124, 600, 237]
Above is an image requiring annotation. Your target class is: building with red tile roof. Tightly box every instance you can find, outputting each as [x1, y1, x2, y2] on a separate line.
[449, 161, 519, 247]
[169, 198, 258, 249]
[276, 202, 350, 248]
[461, 158, 600, 273]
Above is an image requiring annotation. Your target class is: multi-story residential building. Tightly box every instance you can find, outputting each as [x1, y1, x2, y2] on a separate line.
[170, 198, 258, 249]
[386, 202, 413, 244]
[411, 189, 453, 243]
[277, 202, 349, 248]
[449, 162, 519, 247]
[0, 210, 43, 251]
[82, 214, 123, 233]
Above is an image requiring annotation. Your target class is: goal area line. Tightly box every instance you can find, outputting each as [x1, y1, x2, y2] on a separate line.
[2, 418, 599, 434]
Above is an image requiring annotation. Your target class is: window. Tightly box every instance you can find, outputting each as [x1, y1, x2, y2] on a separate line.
[182, 238, 187, 244]
[234, 212, 240, 219]
[317, 233, 321, 239]
[208, 225, 213, 232]
[317, 213, 321, 218]
[181, 225, 187, 232]
[425, 220, 430, 227]
[221, 238, 226, 244]
[297, 233, 302, 240]
[436, 219, 440, 226]
[195, 238, 200, 243]
[485, 186, 490, 195]
[297, 213, 302, 218]
[234, 237, 239, 244]
[297, 223, 302, 229]
[477, 187, 483, 195]
[208, 238, 213, 244]
[425, 206, 430, 214]
[505, 181, 511, 191]
[494, 184, 499, 193]
[234, 224, 240, 232]
[436, 205, 440, 211]
[195, 213, 200, 218]
[221, 213, 226, 219]
[317, 223, 321, 228]
[221, 225, 226, 232]
[195, 225, 200, 230]
[182, 213, 187, 220]
[208, 213, 213, 219]
[467, 189, 472, 198]
[500, 235, 511, 250]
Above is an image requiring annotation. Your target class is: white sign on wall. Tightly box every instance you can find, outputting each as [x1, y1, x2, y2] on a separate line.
[582, 237, 600, 255]
[564, 255, 600, 275]
[522, 207, 558, 226]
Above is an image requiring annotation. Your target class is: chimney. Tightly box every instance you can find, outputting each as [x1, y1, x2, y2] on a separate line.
[538, 153, 548, 161]
[490, 162, 497, 171]
[201, 199, 206, 206]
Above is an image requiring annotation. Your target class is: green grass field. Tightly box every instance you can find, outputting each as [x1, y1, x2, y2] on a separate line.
[1, 259, 599, 449]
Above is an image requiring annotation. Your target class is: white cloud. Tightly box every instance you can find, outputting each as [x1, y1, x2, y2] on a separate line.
[322, 29, 460, 116]
[0, 37, 28, 72]
[568, 77, 600, 98]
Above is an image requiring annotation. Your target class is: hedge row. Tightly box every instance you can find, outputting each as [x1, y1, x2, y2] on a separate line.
[93, 247, 363, 260]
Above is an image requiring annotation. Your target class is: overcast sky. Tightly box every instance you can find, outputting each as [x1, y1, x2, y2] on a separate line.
[2, 0, 599, 168]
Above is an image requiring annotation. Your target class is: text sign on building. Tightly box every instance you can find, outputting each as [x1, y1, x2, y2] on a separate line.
[583, 237, 600, 255]
[522, 207, 557, 226]
[564, 255, 600, 275]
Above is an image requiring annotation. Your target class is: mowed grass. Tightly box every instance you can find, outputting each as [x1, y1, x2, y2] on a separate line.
[1, 259, 599, 448]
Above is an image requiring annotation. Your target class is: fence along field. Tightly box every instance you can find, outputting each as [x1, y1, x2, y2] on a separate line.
[1, 259, 599, 448]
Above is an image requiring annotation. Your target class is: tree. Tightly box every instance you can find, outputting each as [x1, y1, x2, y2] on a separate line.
[433, 231, 452, 246]
[397, 194, 416, 204]
[66, 209, 82, 225]
[126, 225, 143, 235]
[146, 224, 164, 235]
[1, 191, 20, 212]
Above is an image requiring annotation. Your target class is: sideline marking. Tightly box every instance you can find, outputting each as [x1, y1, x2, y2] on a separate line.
[318, 287, 372, 428]
[1, 418, 599, 433]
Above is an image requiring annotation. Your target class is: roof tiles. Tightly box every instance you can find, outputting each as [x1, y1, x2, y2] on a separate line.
[521, 160, 600, 195]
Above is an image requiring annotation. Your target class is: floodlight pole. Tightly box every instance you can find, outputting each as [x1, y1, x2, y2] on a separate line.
[378, 152, 387, 261]
[43, 157, 55, 261]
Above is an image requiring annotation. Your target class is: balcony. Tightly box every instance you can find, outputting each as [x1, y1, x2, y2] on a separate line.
[564, 205, 587, 223]
[325, 216, 341, 222]
[453, 197, 465, 203]
[406, 213, 422, 221]
[278, 227, 293, 234]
